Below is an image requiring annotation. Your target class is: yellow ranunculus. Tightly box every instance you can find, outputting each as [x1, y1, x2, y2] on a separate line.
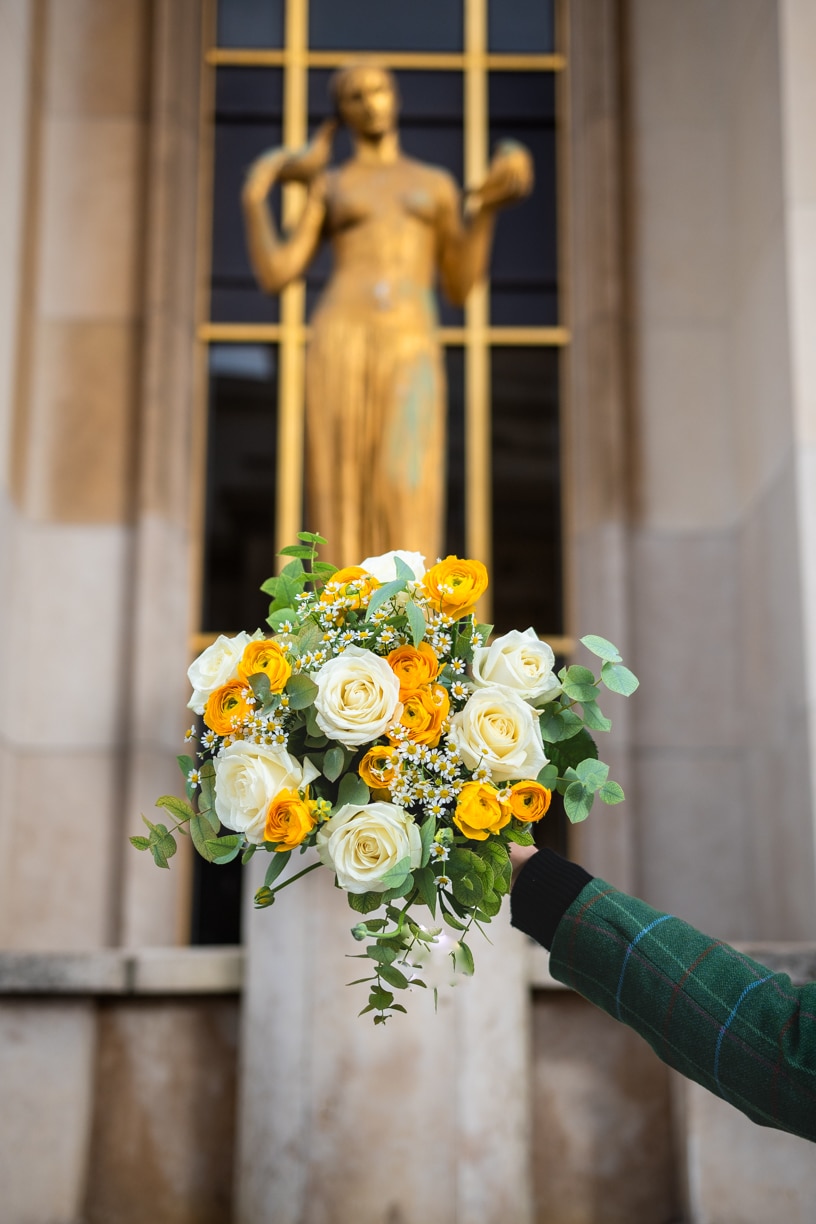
[388, 683, 450, 748]
[203, 680, 253, 736]
[264, 788, 317, 851]
[422, 556, 488, 620]
[386, 642, 440, 695]
[358, 745, 402, 790]
[453, 780, 511, 841]
[238, 639, 292, 692]
[505, 780, 552, 823]
[319, 566, 380, 610]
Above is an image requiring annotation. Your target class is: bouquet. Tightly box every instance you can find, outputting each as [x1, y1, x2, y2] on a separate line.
[132, 533, 638, 1022]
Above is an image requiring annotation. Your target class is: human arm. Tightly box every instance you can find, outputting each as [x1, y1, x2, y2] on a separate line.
[510, 847, 816, 1143]
[436, 142, 533, 307]
[241, 121, 335, 295]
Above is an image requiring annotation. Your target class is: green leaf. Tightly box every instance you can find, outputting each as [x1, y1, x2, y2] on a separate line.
[198, 760, 216, 814]
[475, 840, 512, 895]
[278, 544, 316, 559]
[267, 608, 298, 632]
[474, 622, 493, 645]
[378, 963, 410, 990]
[129, 835, 150, 851]
[378, 856, 412, 890]
[406, 599, 427, 647]
[413, 866, 438, 916]
[176, 754, 194, 779]
[476, 889, 502, 919]
[348, 890, 384, 915]
[575, 758, 610, 790]
[601, 661, 639, 696]
[336, 773, 370, 809]
[539, 706, 584, 743]
[205, 834, 243, 864]
[580, 700, 612, 733]
[296, 530, 327, 544]
[419, 816, 436, 869]
[452, 941, 475, 976]
[546, 727, 599, 774]
[366, 578, 406, 618]
[285, 673, 319, 710]
[598, 780, 625, 805]
[537, 762, 559, 789]
[561, 665, 599, 704]
[323, 745, 345, 782]
[580, 634, 622, 662]
[242, 845, 257, 865]
[263, 848, 291, 886]
[504, 825, 535, 846]
[190, 814, 216, 861]
[148, 824, 177, 869]
[370, 986, 395, 1010]
[448, 864, 484, 909]
[564, 781, 594, 824]
[155, 794, 196, 823]
[366, 945, 399, 965]
[260, 576, 279, 597]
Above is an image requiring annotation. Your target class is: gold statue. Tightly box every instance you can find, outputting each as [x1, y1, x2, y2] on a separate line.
[242, 64, 533, 567]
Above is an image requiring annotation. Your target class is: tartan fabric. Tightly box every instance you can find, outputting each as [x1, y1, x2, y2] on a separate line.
[545, 879, 816, 1142]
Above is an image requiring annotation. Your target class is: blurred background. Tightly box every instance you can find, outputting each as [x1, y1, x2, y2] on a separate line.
[1, 1, 816, 1220]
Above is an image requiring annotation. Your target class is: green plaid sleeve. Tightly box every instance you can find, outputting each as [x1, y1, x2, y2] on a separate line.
[548, 879, 816, 1142]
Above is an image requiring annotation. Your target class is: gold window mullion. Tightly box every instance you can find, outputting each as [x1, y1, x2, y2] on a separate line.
[276, 0, 310, 562]
[464, 0, 491, 618]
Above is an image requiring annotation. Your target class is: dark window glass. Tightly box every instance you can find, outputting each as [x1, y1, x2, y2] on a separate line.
[490, 347, 562, 635]
[444, 347, 466, 559]
[488, 0, 555, 53]
[306, 68, 465, 326]
[309, 0, 462, 51]
[202, 344, 279, 633]
[488, 73, 558, 326]
[211, 68, 284, 323]
[216, 0, 284, 48]
[190, 839, 243, 944]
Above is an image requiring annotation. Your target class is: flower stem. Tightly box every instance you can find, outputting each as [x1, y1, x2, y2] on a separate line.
[269, 859, 323, 897]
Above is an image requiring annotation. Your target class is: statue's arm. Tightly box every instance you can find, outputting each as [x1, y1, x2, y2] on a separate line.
[241, 122, 336, 295]
[437, 142, 534, 307]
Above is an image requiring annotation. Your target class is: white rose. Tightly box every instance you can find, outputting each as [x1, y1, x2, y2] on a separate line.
[313, 646, 402, 747]
[214, 741, 320, 844]
[359, 549, 426, 583]
[316, 801, 422, 893]
[187, 631, 261, 714]
[471, 628, 561, 707]
[448, 687, 548, 784]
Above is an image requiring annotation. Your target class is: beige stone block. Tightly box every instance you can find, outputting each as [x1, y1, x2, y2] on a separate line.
[38, 116, 146, 320]
[45, 0, 149, 119]
[731, 223, 794, 501]
[779, 0, 816, 206]
[4, 519, 129, 747]
[636, 326, 735, 529]
[530, 991, 678, 1224]
[787, 205, 816, 444]
[0, 949, 126, 992]
[24, 317, 139, 522]
[0, 746, 117, 948]
[0, 1000, 96, 1222]
[634, 749, 754, 942]
[83, 999, 239, 1224]
[681, 1077, 816, 1222]
[632, 124, 730, 325]
[628, 0, 727, 129]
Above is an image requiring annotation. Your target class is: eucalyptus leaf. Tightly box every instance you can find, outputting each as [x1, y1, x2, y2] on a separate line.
[546, 728, 599, 774]
[598, 780, 625, 805]
[129, 835, 150, 851]
[580, 699, 613, 733]
[580, 634, 622, 662]
[378, 963, 410, 990]
[601, 661, 640, 696]
[406, 599, 427, 647]
[539, 706, 584, 743]
[414, 865, 438, 916]
[575, 758, 610, 790]
[452, 941, 475, 976]
[323, 745, 345, 782]
[190, 814, 216, 861]
[564, 781, 594, 824]
[205, 834, 243, 864]
[264, 849, 291, 887]
[176, 754, 194, 779]
[285, 673, 319, 710]
[366, 578, 406, 618]
[419, 815, 436, 868]
[336, 772, 370, 809]
[155, 794, 196, 823]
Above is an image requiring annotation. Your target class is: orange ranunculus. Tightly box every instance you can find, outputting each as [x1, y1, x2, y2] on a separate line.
[388, 683, 450, 748]
[264, 788, 317, 851]
[319, 566, 379, 610]
[358, 745, 402, 790]
[203, 680, 253, 735]
[238, 639, 292, 692]
[453, 780, 511, 841]
[505, 780, 552, 823]
[422, 556, 488, 620]
[386, 642, 440, 695]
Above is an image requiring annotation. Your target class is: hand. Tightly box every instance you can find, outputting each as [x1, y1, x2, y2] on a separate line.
[508, 841, 539, 890]
[278, 119, 338, 184]
[467, 141, 534, 214]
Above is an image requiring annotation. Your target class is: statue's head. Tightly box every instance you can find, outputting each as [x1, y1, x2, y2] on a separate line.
[329, 64, 400, 138]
